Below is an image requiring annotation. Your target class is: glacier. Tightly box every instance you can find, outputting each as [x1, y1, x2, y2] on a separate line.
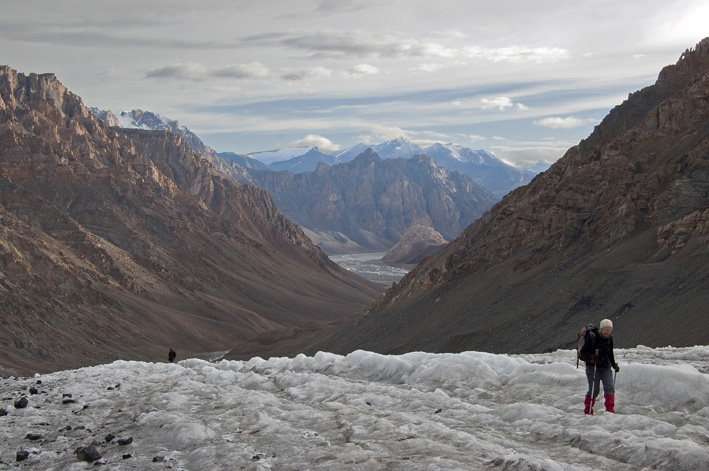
[1, 346, 707, 470]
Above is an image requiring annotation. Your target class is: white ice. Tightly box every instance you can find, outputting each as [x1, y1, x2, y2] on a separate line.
[1, 346, 708, 470]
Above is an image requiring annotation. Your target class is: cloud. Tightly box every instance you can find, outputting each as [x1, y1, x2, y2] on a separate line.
[411, 63, 444, 73]
[147, 62, 334, 83]
[313, 0, 378, 14]
[356, 125, 453, 146]
[145, 62, 208, 80]
[453, 96, 528, 111]
[288, 134, 341, 152]
[357, 125, 409, 144]
[463, 45, 569, 63]
[490, 138, 577, 168]
[213, 62, 272, 79]
[279, 66, 333, 81]
[534, 116, 595, 129]
[344, 64, 379, 77]
[240, 30, 455, 60]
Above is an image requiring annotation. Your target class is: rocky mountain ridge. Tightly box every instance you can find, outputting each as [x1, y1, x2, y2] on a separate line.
[232, 150, 496, 253]
[0, 66, 380, 375]
[313, 38, 709, 356]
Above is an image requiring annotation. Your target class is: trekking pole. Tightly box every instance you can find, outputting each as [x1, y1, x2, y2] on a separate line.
[590, 349, 599, 413]
[591, 364, 597, 400]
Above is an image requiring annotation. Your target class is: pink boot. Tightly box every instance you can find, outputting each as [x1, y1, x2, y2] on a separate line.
[605, 394, 615, 413]
[584, 395, 596, 415]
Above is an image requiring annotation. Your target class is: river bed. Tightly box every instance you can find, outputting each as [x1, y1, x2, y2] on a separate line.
[330, 252, 409, 287]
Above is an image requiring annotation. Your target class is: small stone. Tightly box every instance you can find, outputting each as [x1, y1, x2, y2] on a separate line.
[14, 397, 29, 409]
[117, 437, 133, 446]
[76, 445, 101, 463]
[62, 399, 77, 404]
[123, 454, 132, 459]
[105, 433, 115, 443]
[16, 450, 30, 462]
[434, 408, 442, 414]
[153, 456, 166, 462]
[0, 408, 7, 416]
[29, 386, 38, 395]
[25, 433, 43, 440]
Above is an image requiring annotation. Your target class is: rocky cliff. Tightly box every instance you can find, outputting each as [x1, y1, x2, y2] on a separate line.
[235, 150, 496, 253]
[0, 66, 380, 375]
[314, 39, 709, 355]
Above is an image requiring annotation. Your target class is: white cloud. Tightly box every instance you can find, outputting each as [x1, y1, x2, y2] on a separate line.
[213, 62, 272, 79]
[453, 96, 528, 112]
[357, 125, 410, 144]
[145, 62, 208, 80]
[463, 45, 569, 64]
[241, 30, 456, 60]
[411, 63, 444, 73]
[534, 116, 595, 129]
[344, 64, 379, 77]
[279, 66, 332, 81]
[288, 134, 341, 152]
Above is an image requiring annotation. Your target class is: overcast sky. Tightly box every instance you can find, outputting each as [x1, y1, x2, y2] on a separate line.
[3, 1, 707, 167]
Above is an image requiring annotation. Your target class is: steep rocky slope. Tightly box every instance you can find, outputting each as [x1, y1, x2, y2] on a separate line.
[0, 66, 380, 375]
[315, 39, 709, 355]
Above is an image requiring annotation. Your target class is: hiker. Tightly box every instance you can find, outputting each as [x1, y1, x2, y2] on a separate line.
[168, 348, 176, 363]
[580, 319, 619, 414]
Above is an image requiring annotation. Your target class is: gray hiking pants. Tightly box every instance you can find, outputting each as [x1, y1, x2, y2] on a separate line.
[585, 364, 615, 397]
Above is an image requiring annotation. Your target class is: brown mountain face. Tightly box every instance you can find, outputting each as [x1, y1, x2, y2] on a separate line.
[0, 66, 380, 375]
[314, 39, 709, 356]
[381, 225, 447, 267]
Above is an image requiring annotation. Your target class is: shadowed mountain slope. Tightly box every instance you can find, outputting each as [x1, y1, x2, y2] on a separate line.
[0, 66, 380, 375]
[313, 39, 709, 356]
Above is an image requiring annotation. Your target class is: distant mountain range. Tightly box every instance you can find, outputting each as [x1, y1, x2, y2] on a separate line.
[89, 111, 525, 252]
[241, 138, 538, 198]
[231, 150, 496, 253]
[89, 109, 539, 199]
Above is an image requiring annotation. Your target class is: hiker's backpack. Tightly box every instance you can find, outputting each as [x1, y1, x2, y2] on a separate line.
[576, 324, 598, 367]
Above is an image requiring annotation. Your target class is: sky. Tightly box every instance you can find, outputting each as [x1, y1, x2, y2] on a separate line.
[1, 347, 707, 469]
[2, 1, 708, 168]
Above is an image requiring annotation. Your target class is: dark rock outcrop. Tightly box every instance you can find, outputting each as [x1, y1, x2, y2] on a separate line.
[0, 66, 380, 375]
[313, 38, 709, 355]
[76, 445, 101, 463]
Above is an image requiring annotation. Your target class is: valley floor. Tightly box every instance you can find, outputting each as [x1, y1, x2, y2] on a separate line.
[1, 346, 708, 470]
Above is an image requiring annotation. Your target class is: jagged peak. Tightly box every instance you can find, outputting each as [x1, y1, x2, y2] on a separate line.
[657, 37, 709, 85]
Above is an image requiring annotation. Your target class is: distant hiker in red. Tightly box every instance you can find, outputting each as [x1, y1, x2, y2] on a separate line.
[168, 348, 176, 363]
[579, 319, 619, 414]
